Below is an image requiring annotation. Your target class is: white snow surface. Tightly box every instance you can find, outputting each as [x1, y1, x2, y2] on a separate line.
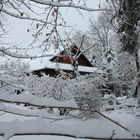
[27, 57, 102, 73]
[0, 109, 139, 139]
[0, 117, 136, 138]
[0, 97, 140, 139]
[0, 93, 78, 108]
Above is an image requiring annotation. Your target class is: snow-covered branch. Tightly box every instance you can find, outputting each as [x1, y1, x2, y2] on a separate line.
[76, 43, 97, 60]
[1, 9, 65, 27]
[0, 47, 57, 59]
[30, 0, 110, 12]
[0, 94, 138, 138]
[0, 94, 78, 108]
[0, 104, 70, 120]
[0, 119, 129, 139]
[0, 117, 138, 139]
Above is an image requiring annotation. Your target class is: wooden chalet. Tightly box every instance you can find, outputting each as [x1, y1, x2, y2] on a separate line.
[50, 45, 93, 67]
[32, 45, 101, 77]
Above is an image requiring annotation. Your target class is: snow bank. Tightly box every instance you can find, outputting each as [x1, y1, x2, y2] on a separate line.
[0, 118, 138, 139]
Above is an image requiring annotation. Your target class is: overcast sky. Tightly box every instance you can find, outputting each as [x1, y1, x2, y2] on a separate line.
[3, 0, 105, 50]
[61, 0, 105, 31]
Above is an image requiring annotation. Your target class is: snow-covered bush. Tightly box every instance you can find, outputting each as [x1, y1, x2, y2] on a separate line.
[24, 73, 103, 117]
[68, 75, 104, 118]
[116, 52, 137, 97]
[0, 61, 104, 118]
[0, 59, 30, 76]
[0, 60, 30, 95]
[103, 94, 119, 106]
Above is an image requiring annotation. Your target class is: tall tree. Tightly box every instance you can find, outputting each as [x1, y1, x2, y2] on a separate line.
[117, 0, 140, 97]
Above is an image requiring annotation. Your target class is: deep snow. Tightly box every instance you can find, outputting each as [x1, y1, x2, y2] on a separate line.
[0, 97, 140, 140]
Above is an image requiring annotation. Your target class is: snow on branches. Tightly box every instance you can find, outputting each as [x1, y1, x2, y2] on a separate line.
[0, 60, 103, 115]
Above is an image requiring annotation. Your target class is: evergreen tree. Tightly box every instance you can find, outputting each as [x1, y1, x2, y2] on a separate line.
[117, 0, 140, 97]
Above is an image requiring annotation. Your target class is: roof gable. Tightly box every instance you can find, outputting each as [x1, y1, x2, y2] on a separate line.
[50, 45, 93, 67]
[30, 45, 103, 77]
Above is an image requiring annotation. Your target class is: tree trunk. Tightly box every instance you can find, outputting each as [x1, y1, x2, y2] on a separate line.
[133, 51, 140, 97]
[72, 59, 79, 78]
[118, 0, 140, 97]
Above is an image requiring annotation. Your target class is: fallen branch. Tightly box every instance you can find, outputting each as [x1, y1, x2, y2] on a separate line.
[0, 94, 140, 138]
[0, 104, 71, 121]
[0, 133, 137, 140]
[0, 119, 137, 139]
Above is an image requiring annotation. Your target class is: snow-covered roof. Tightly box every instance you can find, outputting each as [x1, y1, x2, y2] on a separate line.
[27, 56, 102, 73]
[25, 47, 102, 74]
[0, 48, 102, 74]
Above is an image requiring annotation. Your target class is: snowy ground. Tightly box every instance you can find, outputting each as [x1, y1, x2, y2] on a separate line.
[0, 96, 140, 140]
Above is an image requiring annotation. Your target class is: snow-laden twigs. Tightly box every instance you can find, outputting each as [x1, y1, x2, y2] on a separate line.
[0, 61, 139, 138]
[30, 0, 111, 12]
[76, 43, 97, 60]
[1, 9, 66, 27]
[0, 47, 57, 59]
[0, 104, 72, 121]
